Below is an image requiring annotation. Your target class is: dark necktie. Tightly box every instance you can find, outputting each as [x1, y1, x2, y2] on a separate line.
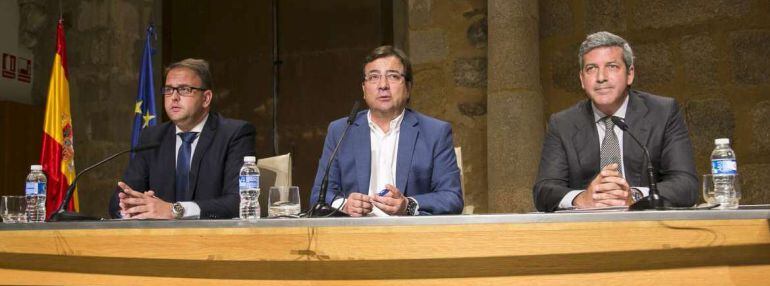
[600, 117, 623, 177]
[176, 132, 199, 202]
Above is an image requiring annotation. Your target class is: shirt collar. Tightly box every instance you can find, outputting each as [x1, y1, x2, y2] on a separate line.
[592, 94, 629, 123]
[367, 109, 405, 134]
[176, 113, 209, 134]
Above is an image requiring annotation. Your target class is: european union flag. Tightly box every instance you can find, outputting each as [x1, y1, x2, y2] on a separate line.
[131, 24, 157, 155]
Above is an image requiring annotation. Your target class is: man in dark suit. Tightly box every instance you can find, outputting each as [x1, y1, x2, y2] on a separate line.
[310, 46, 463, 216]
[109, 59, 255, 219]
[533, 31, 698, 212]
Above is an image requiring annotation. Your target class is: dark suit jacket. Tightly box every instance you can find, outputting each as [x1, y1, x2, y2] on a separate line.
[109, 112, 256, 218]
[310, 109, 463, 215]
[533, 90, 698, 211]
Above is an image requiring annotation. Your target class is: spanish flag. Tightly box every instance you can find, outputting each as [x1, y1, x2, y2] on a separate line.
[40, 19, 78, 216]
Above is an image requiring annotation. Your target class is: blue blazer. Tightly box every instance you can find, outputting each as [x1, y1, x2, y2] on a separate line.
[310, 109, 463, 215]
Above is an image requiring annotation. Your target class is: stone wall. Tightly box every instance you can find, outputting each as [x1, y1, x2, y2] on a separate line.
[404, 0, 489, 213]
[540, 0, 770, 205]
[18, 0, 161, 217]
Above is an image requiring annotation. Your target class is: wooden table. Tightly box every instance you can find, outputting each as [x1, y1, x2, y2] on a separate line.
[1, 209, 769, 285]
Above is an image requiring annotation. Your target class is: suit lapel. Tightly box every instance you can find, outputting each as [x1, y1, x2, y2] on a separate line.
[573, 101, 600, 175]
[352, 114, 371, 195]
[159, 123, 176, 202]
[622, 91, 650, 185]
[396, 110, 418, 195]
[188, 113, 217, 200]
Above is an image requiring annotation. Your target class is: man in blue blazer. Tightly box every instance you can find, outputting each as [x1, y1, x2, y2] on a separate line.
[109, 59, 255, 219]
[310, 46, 463, 216]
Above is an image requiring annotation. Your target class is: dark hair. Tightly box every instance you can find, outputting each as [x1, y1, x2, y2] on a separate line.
[165, 58, 213, 89]
[362, 45, 413, 86]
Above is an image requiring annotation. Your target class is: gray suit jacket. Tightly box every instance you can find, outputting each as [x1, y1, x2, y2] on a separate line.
[533, 90, 698, 212]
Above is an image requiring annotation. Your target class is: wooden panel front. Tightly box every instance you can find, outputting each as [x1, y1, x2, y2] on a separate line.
[0, 218, 769, 285]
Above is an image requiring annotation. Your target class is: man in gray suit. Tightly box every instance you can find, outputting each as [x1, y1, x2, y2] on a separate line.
[533, 31, 698, 212]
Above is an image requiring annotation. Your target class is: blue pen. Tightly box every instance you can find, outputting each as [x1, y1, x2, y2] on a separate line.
[378, 189, 390, 196]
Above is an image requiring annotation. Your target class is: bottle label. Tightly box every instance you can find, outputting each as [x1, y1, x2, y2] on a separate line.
[239, 175, 259, 189]
[712, 159, 737, 175]
[25, 182, 37, 195]
[38, 182, 46, 195]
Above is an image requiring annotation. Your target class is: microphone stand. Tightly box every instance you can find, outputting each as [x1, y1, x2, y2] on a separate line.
[307, 101, 359, 217]
[610, 116, 661, 210]
[49, 144, 159, 221]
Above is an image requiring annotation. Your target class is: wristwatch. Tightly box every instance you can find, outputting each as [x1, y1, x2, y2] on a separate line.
[171, 202, 185, 219]
[405, 197, 418, 216]
[630, 188, 644, 203]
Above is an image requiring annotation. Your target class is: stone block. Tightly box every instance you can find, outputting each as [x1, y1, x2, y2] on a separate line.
[551, 44, 582, 93]
[408, 29, 448, 64]
[684, 98, 735, 166]
[751, 100, 770, 154]
[18, 1, 48, 49]
[539, 0, 573, 39]
[410, 67, 448, 114]
[632, 42, 674, 89]
[628, 0, 751, 30]
[454, 57, 487, 88]
[730, 30, 770, 85]
[585, 0, 626, 34]
[466, 16, 487, 48]
[740, 164, 770, 204]
[458, 101, 486, 117]
[408, 0, 432, 29]
[680, 35, 718, 88]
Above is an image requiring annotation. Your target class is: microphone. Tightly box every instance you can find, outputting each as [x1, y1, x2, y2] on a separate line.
[48, 142, 160, 221]
[610, 116, 662, 210]
[307, 100, 360, 217]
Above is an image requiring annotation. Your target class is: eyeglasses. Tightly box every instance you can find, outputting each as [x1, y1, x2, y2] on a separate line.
[364, 72, 406, 84]
[161, 86, 207, 97]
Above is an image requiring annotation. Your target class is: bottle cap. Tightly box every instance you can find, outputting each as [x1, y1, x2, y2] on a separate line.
[244, 156, 256, 163]
[30, 165, 43, 171]
[715, 138, 730, 145]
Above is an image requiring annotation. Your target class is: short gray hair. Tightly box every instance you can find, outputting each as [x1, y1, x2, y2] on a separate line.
[165, 58, 213, 89]
[578, 31, 634, 72]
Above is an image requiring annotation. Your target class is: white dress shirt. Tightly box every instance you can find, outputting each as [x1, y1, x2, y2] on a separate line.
[559, 95, 649, 209]
[331, 110, 419, 216]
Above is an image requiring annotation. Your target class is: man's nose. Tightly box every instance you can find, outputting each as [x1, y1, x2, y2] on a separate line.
[596, 67, 608, 82]
[377, 77, 390, 89]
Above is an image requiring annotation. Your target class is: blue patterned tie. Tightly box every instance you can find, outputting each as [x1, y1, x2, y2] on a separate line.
[176, 132, 198, 202]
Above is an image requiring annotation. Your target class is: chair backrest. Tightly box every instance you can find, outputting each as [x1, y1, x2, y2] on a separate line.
[454, 147, 473, 214]
[256, 153, 292, 217]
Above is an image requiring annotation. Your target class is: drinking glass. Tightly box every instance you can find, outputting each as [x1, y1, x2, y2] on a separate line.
[268, 186, 301, 217]
[1, 196, 27, 223]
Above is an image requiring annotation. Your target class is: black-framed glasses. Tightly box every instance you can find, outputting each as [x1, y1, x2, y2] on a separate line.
[364, 72, 405, 84]
[161, 86, 207, 97]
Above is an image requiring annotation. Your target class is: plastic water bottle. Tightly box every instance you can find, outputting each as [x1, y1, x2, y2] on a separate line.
[711, 138, 739, 209]
[239, 156, 260, 220]
[25, 165, 47, 223]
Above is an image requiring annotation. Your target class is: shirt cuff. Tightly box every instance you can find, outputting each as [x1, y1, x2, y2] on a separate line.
[179, 201, 201, 219]
[331, 198, 346, 210]
[559, 190, 584, 209]
[632, 187, 649, 197]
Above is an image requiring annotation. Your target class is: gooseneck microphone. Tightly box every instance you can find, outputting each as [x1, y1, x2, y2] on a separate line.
[307, 100, 360, 217]
[610, 116, 661, 210]
[48, 142, 160, 221]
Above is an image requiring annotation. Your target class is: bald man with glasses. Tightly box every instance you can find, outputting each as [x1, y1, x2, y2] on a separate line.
[109, 58, 256, 220]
